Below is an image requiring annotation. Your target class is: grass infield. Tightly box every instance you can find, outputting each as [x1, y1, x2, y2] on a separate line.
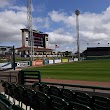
[24, 59, 110, 82]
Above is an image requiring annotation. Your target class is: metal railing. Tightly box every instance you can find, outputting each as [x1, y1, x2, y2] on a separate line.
[18, 70, 41, 85]
[0, 73, 17, 83]
[40, 82, 110, 96]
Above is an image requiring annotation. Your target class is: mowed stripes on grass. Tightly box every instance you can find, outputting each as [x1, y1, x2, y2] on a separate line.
[24, 59, 110, 82]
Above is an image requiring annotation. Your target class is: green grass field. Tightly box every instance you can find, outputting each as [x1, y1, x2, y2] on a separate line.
[24, 59, 110, 82]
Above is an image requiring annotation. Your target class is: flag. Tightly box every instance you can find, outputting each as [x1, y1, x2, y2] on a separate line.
[55, 44, 59, 48]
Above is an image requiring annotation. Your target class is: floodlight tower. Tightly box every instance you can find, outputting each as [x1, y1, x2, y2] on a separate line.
[75, 9, 80, 61]
[27, 0, 34, 61]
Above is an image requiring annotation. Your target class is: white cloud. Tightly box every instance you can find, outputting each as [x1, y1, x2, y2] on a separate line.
[48, 31, 75, 44]
[0, 6, 27, 47]
[48, 10, 66, 22]
[0, 0, 15, 8]
[34, 17, 50, 29]
[9, 6, 27, 12]
[48, 6, 110, 51]
[80, 31, 108, 40]
[1, 3, 110, 52]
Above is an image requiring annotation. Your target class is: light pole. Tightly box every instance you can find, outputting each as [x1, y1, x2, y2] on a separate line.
[75, 9, 80, 61]
[27, 0, 34, 62]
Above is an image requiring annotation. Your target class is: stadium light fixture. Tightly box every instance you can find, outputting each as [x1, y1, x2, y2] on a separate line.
[108, 43, 110, 47]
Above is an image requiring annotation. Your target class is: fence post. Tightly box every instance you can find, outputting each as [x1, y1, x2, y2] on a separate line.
[18, 70, 24, 85]
[39, 72, 41, 83]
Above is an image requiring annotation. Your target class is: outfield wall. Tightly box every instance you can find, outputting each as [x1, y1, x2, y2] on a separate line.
[86, 56, 110, 60]
[32, 58, 74, 66]
[0, 58, 77, 69]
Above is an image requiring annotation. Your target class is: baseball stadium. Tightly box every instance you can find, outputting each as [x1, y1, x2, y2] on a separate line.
[0, 0, 110, 110]
[0, 28, 110, 110]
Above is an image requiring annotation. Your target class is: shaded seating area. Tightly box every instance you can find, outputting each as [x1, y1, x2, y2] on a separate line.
[1, 80, 110, 110]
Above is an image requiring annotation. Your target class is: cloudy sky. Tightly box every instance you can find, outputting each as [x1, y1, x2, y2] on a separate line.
[0, 0, 110, 53]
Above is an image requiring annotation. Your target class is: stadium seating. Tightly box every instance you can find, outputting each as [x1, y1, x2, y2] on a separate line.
[31, 82, 41, 91]
[7, 83, 16, 104]
[0, 97, 12, 107]
[40, 83, 50, 95]
[0, 99, 13, 110]
[49, 86, 61, 97]
[1, 80, 110, 110]
[0, 93, 24, 110]
[14, 85, 25, 107]
[36, 91, 51, 110]
[66, 101, 92, 110]
[75, 91, 92, 107]
[22, 88, 36, 110]
[61, 88, 75, 102]
[92, 95, 110, 110]
[50, 95, 68, 110]
[0, 93, 7, 99]
[1, 80, 10, 98]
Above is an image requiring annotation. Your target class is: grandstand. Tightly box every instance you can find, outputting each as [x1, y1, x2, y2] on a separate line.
[82, 47, 110, 60]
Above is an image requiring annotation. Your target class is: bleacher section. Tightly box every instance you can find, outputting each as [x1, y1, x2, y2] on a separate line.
[82, 47, 110, 60]
[1, 80, 110, 110]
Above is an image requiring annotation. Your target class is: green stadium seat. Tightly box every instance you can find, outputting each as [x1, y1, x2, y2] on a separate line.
[50, 95, 68, 110]
[36, 91, 51, 110]
[75, 91, 92, 107]
[61, 88, 75, 102]
[0, 93, 7, 99]
[29, 90, 39, 110]
[1, 81, 10, 97]
[92, 95, 110, 110]
[22, 88, 36, 110]
[30, 93, 40, 110]
[14, 85, 25, 107]
[40, 84, 50, 95]
[0, 100, 13, 110]
[12, 105, 25, 110]
[66, 101, 92, 110]
[7, 83, 16, 104]
[31, 82, 41, 91]
[0, 97, 12, 107]
[49, 86, 61, 97]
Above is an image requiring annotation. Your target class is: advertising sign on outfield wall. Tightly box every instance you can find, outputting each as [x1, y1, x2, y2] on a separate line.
[74, 58, 78, 61]
[32, 60, 43, 66]
[0, 62, 12, 70]
[0, 62, 9, 67]
[69, 59, 73, 62]
[49, 60, 54, 64]
[44, 60, 49, 65]
[62, 59, 68, 63]
[16, 61, 30, 67]
[54, 59, 61, 63]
